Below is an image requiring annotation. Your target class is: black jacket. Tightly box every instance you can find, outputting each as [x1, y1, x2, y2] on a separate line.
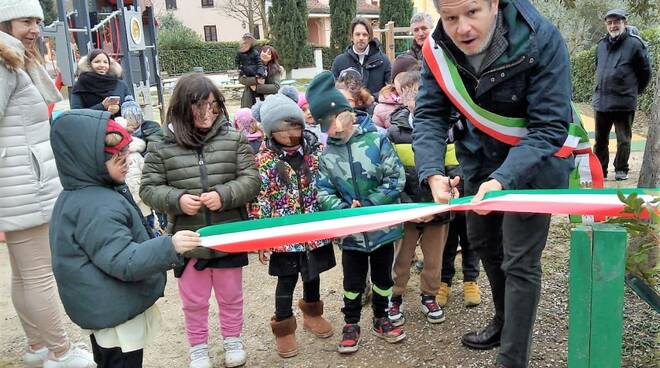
[235, 47, 266, 78]
[413, 0, 573, 193]
[49, 109, 182, 330]
[593, 30, 651, 112]
[388, 106, 450, 224]
[331, 39, 392, 96]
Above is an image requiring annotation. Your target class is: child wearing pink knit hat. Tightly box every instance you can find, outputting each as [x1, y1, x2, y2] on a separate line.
[233, 107, 264, 153]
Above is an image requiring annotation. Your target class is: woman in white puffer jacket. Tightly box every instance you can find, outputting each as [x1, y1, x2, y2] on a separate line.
[0, 0, 95, 366]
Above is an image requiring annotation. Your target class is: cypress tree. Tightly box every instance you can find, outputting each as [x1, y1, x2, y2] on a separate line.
[379, 0, 414, 28]
[329, 0, 357, 56]
[379, 0, 414, 53]
[39, 0, 57, 25]
[270, 0, 307, 78]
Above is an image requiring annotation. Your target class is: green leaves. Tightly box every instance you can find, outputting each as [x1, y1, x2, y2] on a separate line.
[608, 191, 659, 285]
[329, 0, 357, 54]
[269, 0, 308, 73]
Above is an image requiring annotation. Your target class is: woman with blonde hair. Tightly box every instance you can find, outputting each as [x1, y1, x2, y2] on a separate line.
[0, 0, 95, 366]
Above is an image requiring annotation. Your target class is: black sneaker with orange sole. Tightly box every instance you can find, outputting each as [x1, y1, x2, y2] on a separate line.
[337, 324, 361, 354]
[372, 317, 406, 343]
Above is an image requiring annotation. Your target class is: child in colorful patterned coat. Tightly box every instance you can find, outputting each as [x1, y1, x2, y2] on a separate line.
[306, 71, 407, 354]
[248, 90, 336, 359]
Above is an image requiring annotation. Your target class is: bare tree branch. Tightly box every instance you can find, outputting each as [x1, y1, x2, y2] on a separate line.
[221, 0, 262, 34]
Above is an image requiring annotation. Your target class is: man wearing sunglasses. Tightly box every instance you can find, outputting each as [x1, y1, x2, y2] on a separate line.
[593, 8, 651, 181]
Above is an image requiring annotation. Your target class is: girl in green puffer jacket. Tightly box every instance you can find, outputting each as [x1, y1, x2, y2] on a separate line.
[140, 73, 260, 368]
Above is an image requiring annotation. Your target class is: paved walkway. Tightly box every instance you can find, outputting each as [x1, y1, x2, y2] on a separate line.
[580, 113, 646, 152]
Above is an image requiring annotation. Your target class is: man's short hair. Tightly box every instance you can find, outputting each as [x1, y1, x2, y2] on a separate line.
[410, 12, 433, 27]
[433, 0, 493, 10]
[350, 17, 374, 39]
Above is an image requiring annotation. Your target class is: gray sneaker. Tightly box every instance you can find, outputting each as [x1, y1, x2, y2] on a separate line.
[615, 171, 629, 181]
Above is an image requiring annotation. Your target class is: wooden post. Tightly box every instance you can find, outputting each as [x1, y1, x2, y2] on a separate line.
[386, 21, 395, 62]
[568, 224, 627, 368]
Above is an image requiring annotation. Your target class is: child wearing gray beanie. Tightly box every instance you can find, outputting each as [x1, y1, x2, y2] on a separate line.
[248, 87, 335, 359]
[251, 87, 305, 138]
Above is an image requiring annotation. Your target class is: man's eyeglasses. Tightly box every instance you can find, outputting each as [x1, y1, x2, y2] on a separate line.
[605, 19, 623, 26]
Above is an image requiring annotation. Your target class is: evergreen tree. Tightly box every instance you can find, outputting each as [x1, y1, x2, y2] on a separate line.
[379, 0, 414, 53]
[39, 0, 57, 25]
[295, 0, 309, 67]
[379, 0, 413, 28]
[329, 0, 356, 56]
[270, 0, 307, 78]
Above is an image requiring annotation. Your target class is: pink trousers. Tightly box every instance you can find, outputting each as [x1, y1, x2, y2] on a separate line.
[177, 260, 244, 346]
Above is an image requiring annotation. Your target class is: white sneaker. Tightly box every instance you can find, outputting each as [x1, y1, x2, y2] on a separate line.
[189, 343, 212, 368]
[223, 337, 246, 368]
[43, 343, 96, 368]
[23, 346, 49, 367]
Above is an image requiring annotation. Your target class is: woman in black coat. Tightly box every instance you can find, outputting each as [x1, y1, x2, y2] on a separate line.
[70, 49, 131, 116]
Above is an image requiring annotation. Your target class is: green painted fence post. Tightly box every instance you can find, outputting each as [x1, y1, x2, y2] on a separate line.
[568, 223, 627, 368]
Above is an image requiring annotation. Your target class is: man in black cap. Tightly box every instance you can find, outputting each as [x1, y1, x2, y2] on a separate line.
[593, 8, 651, 181]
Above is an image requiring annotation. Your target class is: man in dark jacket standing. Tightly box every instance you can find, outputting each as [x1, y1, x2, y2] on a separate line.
[331, 17, 392, 96]
[401, 12, 434, 61]
[593, 8, 651, 181]
[412, 0, 574, 367]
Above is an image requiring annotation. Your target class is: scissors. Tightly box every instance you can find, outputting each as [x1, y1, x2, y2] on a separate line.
[448, 176, 455, 202]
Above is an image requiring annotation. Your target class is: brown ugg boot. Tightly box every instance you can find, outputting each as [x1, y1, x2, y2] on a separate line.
[270, 316, 298, 358]
[298, 300, 334, 338]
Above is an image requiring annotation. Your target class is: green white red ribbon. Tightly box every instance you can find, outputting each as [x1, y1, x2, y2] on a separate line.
[199, 189, 658, 253]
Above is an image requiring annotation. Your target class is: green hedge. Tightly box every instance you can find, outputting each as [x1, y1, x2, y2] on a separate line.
[158, 41, 331, 76]
[571, 27, 659, 114]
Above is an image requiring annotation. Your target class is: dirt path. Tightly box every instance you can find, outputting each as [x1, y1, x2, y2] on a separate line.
[1, 145, 656, 367]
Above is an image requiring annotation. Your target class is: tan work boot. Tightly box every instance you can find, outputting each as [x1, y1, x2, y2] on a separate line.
[270, 316, 298, 358]
[436, 282, 451, 307]
[298, 300, 333, 338]
[463, 281, 481, 307]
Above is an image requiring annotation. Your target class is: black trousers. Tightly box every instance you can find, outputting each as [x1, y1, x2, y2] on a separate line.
[466, 211, 551, 368]
[594, 110, 634, 174]
[441, 211, 480, 284]
[342, 243, 394, 324]
[275, 275, 320, 321]
[91, 335, 143, 368]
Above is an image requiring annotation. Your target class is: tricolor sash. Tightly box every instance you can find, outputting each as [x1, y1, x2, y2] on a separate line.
[421, 35, 604, 189]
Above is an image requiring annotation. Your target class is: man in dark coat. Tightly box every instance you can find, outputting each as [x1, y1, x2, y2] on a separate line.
[412, 0, 574, 367]
[401, 12, 434, 61]
[331, 17, 391, 97]
[592, 8, 651, 181]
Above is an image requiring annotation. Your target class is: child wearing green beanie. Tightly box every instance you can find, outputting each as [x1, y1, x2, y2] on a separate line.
[306, 71, 407, 354]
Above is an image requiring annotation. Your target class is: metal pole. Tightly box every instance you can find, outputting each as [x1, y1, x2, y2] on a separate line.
[144, 3, 165, 122]
[115, 0, 136, 97]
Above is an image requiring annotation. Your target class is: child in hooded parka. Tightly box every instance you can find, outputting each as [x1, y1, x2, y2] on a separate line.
[49, 109, 200, 367]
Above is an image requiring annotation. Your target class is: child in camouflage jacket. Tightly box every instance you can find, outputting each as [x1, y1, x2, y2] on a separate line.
[306, 71, 407, 354]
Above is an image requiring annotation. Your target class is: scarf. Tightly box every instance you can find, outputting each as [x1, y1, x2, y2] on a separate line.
[71, 72, 120, 108]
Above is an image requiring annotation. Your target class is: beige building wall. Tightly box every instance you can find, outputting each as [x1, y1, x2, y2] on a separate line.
[413, 0, 440, 22]
[152, 0, 262, 42]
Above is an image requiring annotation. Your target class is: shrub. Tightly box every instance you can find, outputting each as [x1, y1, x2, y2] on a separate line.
[158, 41, 331, 75]
[570, 26, 659, 114]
